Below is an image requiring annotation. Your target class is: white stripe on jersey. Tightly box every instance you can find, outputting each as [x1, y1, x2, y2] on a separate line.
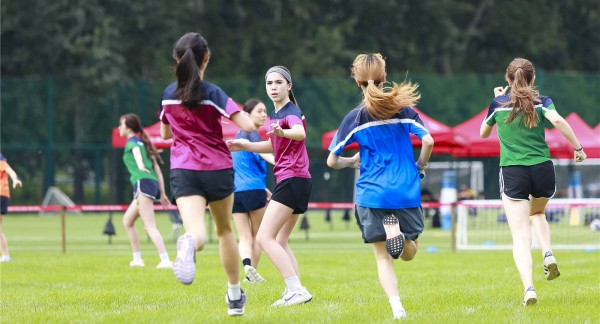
[161, 99, 231, 118]
[485, 104, 545, 124]
[332, 117, 428, 152]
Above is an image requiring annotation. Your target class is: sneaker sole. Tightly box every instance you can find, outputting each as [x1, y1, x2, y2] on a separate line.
[524, 297, 537, 306]
[383, 215, 404, 259]
[544, 263, 560, 281]
[174, 234, 196, 285]
[245, 266, 267, 283]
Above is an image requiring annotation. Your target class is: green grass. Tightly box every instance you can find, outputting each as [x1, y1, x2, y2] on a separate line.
[1, 211, 598, 323]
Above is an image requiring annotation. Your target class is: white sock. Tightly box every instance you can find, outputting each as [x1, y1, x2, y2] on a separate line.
[284, 276, 302, 289]
[228, 283, 241, 301]
[159, 252, 170, 262]
[389, 296, 404, 311]
[133, 252, 142, 261]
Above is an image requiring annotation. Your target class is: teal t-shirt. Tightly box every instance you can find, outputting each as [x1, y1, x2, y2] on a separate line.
[485, 95, 555, 167]
[123, 136, 158, 185]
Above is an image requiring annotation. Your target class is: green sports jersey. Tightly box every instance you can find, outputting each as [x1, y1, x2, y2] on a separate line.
[485, 95, 555, 167]
[123, 136, 158, 185]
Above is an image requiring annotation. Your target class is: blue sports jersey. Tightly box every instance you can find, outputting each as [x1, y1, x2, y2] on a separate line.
[329, 106, 430, 209]
[232, 130, 267, 192]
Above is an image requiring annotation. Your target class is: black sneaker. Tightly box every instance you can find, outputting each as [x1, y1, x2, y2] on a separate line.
[226, 289, 247, 316]
[383, 214, 404, 259]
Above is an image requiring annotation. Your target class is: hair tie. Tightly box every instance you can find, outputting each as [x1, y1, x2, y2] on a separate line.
[367, 80, 374, 84]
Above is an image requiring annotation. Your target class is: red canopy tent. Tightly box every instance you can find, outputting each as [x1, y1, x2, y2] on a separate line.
[451, 109, 500, 157]
[321, 107, 467, 153]
[594, 123, 600, 136]
[545, 113, 600, 158]
[112, 117, 270, 148]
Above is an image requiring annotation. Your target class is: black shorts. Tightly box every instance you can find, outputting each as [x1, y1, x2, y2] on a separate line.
[170, 168, 234, 203]
[133, 179, 160, 200]
[1, 196, 10, 214]
[499, 160, 556, 200]
[271, 177, 312, 214]
[233, 189, 268, 213]
[355, 206, 424, 243]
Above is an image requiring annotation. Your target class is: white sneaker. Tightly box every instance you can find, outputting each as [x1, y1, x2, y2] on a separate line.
[523, 287, 537, 306]
[393, 308, 407, 320]
[543, 252, 560, 281]
[129, 259, 145, 267]
[0, 256, 12, 263]
[244, 265, 266, 283]
[174, 233, 196, 285]
[156, 260, 173, 269]
[271, 286, 313, 307]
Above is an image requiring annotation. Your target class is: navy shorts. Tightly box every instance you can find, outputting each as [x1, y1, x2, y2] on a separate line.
[271, 177, 312, 214]
[1, 196, 10, 214]
[170, 168, 234, 203]
[233, 189, 268, 213]
[355, 206, 424, 243]
[133, 179, 161, 201]
[500, 160, 555, 200]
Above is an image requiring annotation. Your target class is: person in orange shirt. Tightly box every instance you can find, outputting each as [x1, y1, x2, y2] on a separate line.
[0, 153, 22, 262]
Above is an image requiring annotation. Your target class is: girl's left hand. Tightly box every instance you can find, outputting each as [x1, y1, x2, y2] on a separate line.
[494, 86, 508, 97]
[267, 121, 284, 137]
[159, 195, 170, 208]
[138, 167, 151, 173]
[350, 152, 361, 169]
[226, 138, 249, 151]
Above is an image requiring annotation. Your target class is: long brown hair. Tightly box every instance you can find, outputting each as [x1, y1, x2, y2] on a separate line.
[121, 113, 163, 164]
[502, 58, 540, 128]
[351, 53, 420, 120]
[173, 32, 210, 108]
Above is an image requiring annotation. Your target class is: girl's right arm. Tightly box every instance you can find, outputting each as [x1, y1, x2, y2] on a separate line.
[152, 157, 170, 207]
[231, 111, 254, 133]
[544, 110, 586, 162]
[160, 122, 172, 140]
[327, 152, 360, 170]
[227, 138, 274, 153]
[132, 146, 151, 173]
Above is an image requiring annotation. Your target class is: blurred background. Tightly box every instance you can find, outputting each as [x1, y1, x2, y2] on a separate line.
[1, 0, 599, 205]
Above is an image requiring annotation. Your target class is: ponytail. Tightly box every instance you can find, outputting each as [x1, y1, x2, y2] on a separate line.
[362, 81, 420, 120]
[121, 113, 164, 165]
[502, 58, 539, 128]
[173, 33, 210, 108]
[139, 131, 164, 165]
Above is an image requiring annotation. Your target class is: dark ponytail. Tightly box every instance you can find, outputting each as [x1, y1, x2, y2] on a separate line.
[121, 114, 163, 164]
[173, 33, 210, 108]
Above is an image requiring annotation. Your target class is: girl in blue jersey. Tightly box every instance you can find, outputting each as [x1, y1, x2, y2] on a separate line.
[118, 113, 172, 269]
[227, 66, 313, 307]
[480, 58, 586, 306]
[232, 98, 274, 283]
[327, 53, 434, 320]
[159, 32, 254, 316]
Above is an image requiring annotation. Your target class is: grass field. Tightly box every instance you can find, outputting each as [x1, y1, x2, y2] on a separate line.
[1, 211, 598, 323]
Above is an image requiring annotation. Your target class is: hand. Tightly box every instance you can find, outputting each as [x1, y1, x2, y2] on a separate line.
[267, 121, 285, 137]
[226, 138, 249, 152]
[574, 148, 586, 163]
[416, 161, 427, 179]
[350, 152, 361, 169]
[265, 188, 272, 201]
[13, 179, 22, 188]
[159, 195, 171, 208]
[494, 86, 508, 97]
[138, 167, 151, 173]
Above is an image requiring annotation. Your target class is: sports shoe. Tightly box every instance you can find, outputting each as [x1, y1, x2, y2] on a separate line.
[523, 287, 537, 306]
[244, 265, 266, 283]
[543, 252, 560, 281]
[271, 286, 313, 307]
[174, 233, 196, 285]
[226, 289, 247, 316]
[156, 260, 173, 269]
[393, 308, 407, 320]
[383, 214, 404, 259]
[0, 256, 12, 263]
[129, 259, 145, 267]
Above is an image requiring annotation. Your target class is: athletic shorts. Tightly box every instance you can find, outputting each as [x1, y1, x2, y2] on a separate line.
[271, 177, 312, 214]
[233, 189, 267, 213]
[133, 179, 160, 200]
[170, 168, 234, 204]
[0, 196, 10, 214]
[499, 160, 555, 200]
[355, 206, 424, 243]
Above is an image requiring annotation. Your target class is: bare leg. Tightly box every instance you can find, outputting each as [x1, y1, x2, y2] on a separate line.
[529, 197, 552, 254]
[400, 238, 419, 261]
[0, 215, 9, 259]
[233, 212, 253, 263]
[137, 195, 168, 255]
[248, 207, 266, 267]
[502, 193, 534, 290]
[276, 213, 300, 276]
[209, 194, 241, 285]
[176, 195, 207, 251]
[256, 201, 297, 279]
[372, 242, 399, 298]
[122, 200, 141, 253]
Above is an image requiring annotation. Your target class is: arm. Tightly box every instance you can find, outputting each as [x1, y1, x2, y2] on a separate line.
[231, 111, 254, 133]
[544, 110, 586, 162]
[5, 165, 22, 188]
[132, 146, 151, 173]
[480, 121, 493, 138]
[259, 153, 275, 165]
[227, 138, 274, 154]
[160, 122, 172, 140]
[152, 157, 170, 207]
[269, 123, 306, 141]
[416, 134, 434, 178]
[327, 152, 360, 170]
